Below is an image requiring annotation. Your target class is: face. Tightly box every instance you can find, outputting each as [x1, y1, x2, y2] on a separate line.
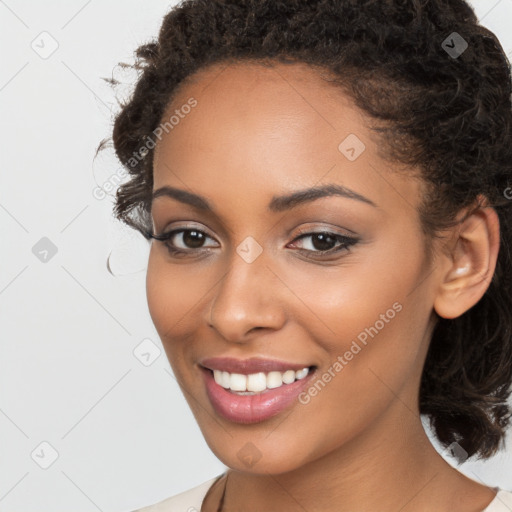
[147, 61, 441, 474]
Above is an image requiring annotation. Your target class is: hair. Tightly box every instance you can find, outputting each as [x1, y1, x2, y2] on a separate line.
[99, 0, 512, 460]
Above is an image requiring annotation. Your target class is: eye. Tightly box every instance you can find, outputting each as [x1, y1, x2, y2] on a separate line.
[150, 227, 218, 256]
[149, 226, 359, 259]
[288, 230, 358, 256]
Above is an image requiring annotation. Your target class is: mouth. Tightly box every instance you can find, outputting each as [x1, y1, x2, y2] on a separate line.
[199, 358, 317, 424]
[209, 366, 314, 394]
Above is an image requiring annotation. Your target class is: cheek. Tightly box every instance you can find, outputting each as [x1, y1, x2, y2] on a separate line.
[261, 265, 430, 464]
[146, 249, 172, 338]
[281, 237, 426, 350]
[282, 238, 431, 402]
[145, 248, 208, 359]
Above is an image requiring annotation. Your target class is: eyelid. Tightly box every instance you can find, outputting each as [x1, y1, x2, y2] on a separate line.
[292, 224, 357, 238]
[152, 222, 360, 257]
[154, 223, 356, 244]
[287, 228, 359, 254]
[156, 226, 220, 251]
[159, 222, 219, 241]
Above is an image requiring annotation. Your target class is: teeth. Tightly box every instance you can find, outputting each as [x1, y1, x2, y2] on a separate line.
[230, 373, 247, 391]
[212, 367, 311, 393]
[247, 372, 267, 392]
[266, 371, 283, 389]
[221, 371, 230, 389]
[282, 370, 296, 384]
[295, 368, 309, 380]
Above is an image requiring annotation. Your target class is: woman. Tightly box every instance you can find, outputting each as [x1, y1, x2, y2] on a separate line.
[104, 0, 512, 510]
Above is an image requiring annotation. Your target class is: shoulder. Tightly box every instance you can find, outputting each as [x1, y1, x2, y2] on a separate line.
[131, 475, 222, 512]
[483, 489, 512, 511]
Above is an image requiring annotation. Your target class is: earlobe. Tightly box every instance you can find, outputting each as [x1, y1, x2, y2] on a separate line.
[433, 202, 500, 320]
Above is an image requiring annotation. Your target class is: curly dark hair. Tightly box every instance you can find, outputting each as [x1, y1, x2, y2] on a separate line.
[99, 0, 512, 460]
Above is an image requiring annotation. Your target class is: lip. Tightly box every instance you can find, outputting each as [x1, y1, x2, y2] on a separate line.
[200, 356, 313, 375]
[200, 363, 317, 424]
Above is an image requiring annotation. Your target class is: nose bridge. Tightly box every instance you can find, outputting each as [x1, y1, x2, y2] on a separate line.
[208, 241, 285, 341]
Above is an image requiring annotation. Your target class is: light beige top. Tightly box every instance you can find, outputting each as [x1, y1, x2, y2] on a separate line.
[132, 475, 512, 512]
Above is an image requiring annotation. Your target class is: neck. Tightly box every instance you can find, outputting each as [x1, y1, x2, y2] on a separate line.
[221, 397, 487, 512]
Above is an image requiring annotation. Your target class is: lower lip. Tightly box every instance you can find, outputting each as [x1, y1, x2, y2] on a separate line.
[201, 366, 316, 424]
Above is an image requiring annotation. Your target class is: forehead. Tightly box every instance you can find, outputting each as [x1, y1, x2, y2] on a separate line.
[151, 60, 422, 216]
[172, 60, 341, 101]
[154, 62, 369, 173]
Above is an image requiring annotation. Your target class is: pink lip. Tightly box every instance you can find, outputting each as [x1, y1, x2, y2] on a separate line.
[200, 356, 312, 375]
[200, 364, 316, 424]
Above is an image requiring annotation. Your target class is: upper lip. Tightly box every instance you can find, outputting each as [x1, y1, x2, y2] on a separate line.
[199, 356, 314, 375]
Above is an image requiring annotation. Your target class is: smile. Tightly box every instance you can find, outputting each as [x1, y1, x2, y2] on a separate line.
[199, 357, 317, 423]
[213, 368, 311, 394]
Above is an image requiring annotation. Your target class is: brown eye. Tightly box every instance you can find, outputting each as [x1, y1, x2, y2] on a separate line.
[149, 227, 218, 256]
[289, 230, 359, 256]
[177, 230, 207, 249]
[309, 233, 337, 251]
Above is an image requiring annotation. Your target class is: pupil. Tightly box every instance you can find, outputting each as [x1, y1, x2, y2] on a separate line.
[313, 233, 335, 251]
[184, 230, 204, 248]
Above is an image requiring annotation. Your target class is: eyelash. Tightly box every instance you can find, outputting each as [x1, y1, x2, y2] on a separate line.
[149, 226, 359, 259]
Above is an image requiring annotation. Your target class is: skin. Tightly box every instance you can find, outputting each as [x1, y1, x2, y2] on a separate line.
[146, 61, 500, 511]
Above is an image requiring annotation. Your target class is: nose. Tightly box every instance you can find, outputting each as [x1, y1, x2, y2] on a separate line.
[206, 248, 287, 343]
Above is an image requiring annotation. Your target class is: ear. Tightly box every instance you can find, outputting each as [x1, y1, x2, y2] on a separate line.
[433, 199, 500, 320]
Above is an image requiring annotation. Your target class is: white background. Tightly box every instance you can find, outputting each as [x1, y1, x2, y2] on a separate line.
[1, 1, 511, 511]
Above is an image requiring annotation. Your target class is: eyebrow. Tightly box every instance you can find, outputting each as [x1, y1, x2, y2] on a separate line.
[151, 183, 377, 212]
